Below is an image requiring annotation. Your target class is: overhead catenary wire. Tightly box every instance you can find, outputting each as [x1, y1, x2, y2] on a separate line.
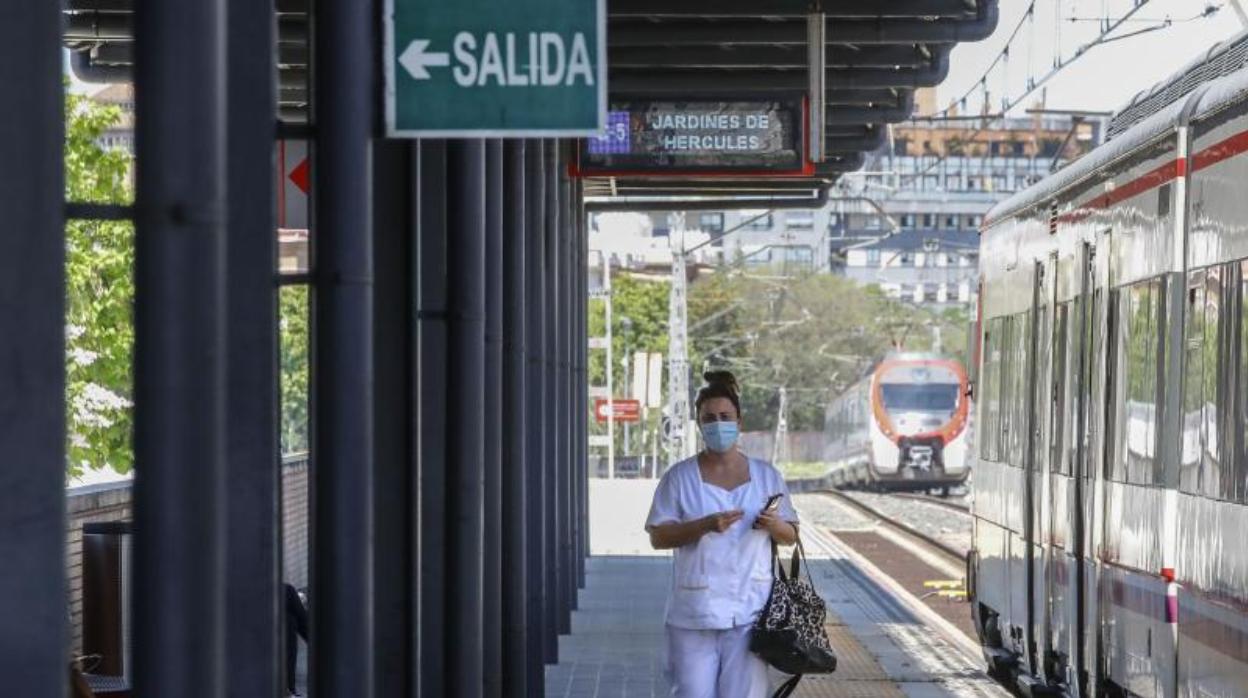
[926, 0, 1038, 120]
[1065, 3, 1223, 23]
[899, 0, 1164, 185]
[918, 0, 1194, 123]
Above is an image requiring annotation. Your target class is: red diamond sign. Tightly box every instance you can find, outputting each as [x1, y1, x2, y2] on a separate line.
[289, 157, 309, 195]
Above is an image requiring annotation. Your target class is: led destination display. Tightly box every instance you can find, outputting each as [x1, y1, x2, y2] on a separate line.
[578, 100, 806, 174]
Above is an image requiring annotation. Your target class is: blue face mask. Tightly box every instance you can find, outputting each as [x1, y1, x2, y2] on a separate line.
[701, 420, 740, 453]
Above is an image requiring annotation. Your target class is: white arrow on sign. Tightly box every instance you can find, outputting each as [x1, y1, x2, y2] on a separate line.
[399, 39, 450, 80]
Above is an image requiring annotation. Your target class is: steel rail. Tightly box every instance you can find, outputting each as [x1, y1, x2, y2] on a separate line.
[819, 490, 965, 565]
[891, 491, 972, 515]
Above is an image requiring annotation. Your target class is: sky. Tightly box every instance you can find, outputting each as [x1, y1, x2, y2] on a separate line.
[937, 0, 1243, 117]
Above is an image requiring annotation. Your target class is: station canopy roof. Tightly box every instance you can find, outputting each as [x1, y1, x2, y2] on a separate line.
[62, 0, 1000, 209]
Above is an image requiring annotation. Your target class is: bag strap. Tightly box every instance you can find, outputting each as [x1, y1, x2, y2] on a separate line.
[773, 535, 810, 582]
[771, 540, 788, 582]
[792, 536, 815, 582]
[771, 674, 803, 698]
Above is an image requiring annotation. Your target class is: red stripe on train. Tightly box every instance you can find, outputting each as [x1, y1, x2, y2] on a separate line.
[1041, 559, 1248, 665]
[1035, 126, 1248, 225]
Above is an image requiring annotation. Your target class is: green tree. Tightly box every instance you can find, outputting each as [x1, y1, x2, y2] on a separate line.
[65, 91, 135, 475]
[586, 262, 973, 455]
[63, 89, 312, 472]
[588, 274, 670, 452]
[280, 285, 310, 455]
[688, 270, 968, 433]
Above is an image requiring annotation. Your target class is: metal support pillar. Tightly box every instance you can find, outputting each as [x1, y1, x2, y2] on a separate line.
[575, 178, 590, 583]
[576, 177, 586, 582]
[417, 141, 449, 698]
[544, 138, 563, 657]
[371, 140, 416, 698]
[446, 139, 486, 696]
[0, 2, 65, 693]
[807, 11, 826, 164]
[132, 0, 228, 689]
[224, 0, 280, 691]
[501, 140, 529, 696]
[523, 139, 548, 696]
[560, 158, 577, 617]
[483, 139, 505, 698]
[666, 214, 693, 464]
[310, 0, 376, 690]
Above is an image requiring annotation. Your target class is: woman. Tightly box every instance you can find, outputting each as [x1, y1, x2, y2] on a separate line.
[645, 371, 800, 697]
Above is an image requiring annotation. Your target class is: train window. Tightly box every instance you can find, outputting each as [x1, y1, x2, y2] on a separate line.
[1052, 303, 1072, 476]
[1180, 273, 1207, 494]
[1180, 264, 1248, 501]
[978, 323, 992, 460]
[1086, 289, 1105, 481]
[1032, 306, 1051, 474]
[1236, 261, 1248, 503]
[1008, 311, 1032, 467]
[1201, 266, 1231, 500]
[998, 316, 1015, 462]
[980, 317, 1003, 461]
[1067, 296, 1084, 478]
[880, 383, 959, 411]
[1107, 288, 1126, 483]
[1108, 278, 1165, 486]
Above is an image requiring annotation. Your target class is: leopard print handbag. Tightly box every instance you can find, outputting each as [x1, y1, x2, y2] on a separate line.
[749, 538, 837, 697]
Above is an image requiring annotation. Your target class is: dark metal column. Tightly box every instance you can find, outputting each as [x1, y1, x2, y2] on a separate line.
[224, 0, 280, 691]
[523, 139, 547, 696]
[417, 141, 449, 698]
[371, 140, 415, 698]
[560, 159, 577, 618]
[310, 0, 376, 690]
[572, 178, 584, 576]
[483, 139, 505, 698]
[575, 178, 590, 582]
[445, 139, 486, 695]
[501, 140, 529, 696]
[0, 1, 65, 693]
[132, 0, 228, 690]
[543, 139, 563, 659]
[572, 180, 582, 573]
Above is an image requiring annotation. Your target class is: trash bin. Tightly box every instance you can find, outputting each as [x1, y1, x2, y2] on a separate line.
[81, 521, 132, 697]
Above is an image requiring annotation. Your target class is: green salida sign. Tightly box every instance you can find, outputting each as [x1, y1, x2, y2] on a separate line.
[385, 0, 605, 137]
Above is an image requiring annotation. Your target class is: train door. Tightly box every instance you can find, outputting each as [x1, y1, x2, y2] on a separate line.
[1043, 242, 1087, 694]
[1043, 249, 1073, 689]
[1073, 242, 1093, 698]
[1084, 231, 1113, 698]
[1024, 258, 1053, 681]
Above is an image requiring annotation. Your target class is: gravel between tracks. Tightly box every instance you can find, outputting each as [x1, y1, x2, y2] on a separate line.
[834, 490, 973, 556]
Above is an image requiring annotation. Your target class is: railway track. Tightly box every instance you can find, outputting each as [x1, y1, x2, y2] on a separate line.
[798, 492, 1011, 695]
[891, 491, 972, 514]
[819, 489, 966, 566]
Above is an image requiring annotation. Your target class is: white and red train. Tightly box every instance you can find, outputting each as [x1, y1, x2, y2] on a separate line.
[970, 34, 1248, 698]
[823, 353, 972, 493]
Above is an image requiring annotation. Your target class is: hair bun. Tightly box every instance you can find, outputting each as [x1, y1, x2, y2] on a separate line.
[703, 370, 738, 391]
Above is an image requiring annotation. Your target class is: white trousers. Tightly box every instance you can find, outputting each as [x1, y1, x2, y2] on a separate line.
[665, 624, 770, 698]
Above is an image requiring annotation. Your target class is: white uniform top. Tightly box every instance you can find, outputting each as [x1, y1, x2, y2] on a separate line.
[645, 456, 799, 630]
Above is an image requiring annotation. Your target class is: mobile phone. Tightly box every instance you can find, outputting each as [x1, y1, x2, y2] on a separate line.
[763, 494, 783, 512]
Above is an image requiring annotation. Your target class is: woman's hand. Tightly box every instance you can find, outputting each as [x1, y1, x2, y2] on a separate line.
[754, 511, 798, 545]
[648, 509, 743, 549]
[700, 509, 744, 534]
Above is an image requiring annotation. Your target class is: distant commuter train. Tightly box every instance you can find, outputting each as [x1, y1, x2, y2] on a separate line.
[822, 353, 972, 493]
[970, 35, 1248, 698]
